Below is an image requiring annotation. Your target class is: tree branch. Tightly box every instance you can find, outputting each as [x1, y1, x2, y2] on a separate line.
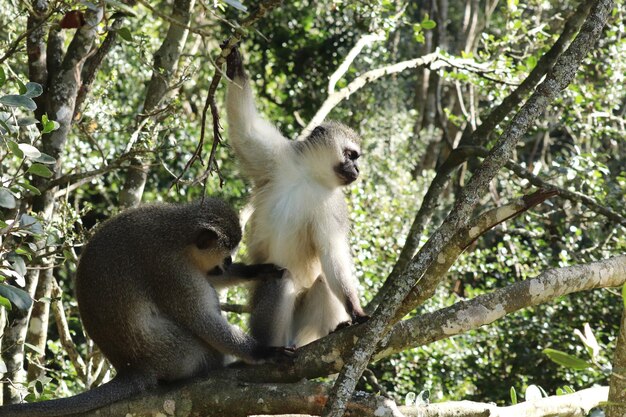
[322, 1, 613, 414]
[368, 0, 598, 312]
[300, 52, 491, 138]
[71, 255, 625, 416]
[173, 0, 283, 190]
[393, 189, 558, 321]
[78, 379, 404, 417]
[380, 255, 626, 357]
[401, 386, 608, 417]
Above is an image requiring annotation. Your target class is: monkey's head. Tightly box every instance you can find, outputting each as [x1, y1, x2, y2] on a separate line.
[185, 199, 242, 276]
[299, 122, 361, 189]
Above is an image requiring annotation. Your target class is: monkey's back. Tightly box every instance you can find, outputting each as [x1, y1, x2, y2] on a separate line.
[75, 200, 240, 371]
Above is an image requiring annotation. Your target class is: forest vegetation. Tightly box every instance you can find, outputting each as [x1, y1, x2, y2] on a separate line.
[0, 0, 625, 416]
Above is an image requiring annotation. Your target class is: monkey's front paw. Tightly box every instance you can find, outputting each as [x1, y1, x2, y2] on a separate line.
[351, 311, 370, 324]
[332, 320, 352, 333]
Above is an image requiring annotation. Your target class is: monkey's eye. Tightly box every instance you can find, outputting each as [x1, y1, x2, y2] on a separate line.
[345, 150, 360, 161]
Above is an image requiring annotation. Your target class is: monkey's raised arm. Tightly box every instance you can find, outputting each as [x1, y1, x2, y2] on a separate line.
[226, 47, 288, 182]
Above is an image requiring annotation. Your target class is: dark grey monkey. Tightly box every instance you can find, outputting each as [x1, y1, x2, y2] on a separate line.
[0, 199, 291, 417]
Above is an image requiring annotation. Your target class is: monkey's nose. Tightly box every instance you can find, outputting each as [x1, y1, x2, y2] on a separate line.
[224, 256, 233, 267]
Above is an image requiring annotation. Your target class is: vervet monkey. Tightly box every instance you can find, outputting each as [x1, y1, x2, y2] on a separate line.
[0, 199, 291, 417]
[225, 47, 368, 348]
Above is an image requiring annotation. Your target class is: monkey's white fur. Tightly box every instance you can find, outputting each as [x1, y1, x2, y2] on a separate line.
[227, 71, 364, 347]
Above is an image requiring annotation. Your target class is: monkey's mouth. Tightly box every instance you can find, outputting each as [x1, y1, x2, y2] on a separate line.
[339, 172, 358, 185]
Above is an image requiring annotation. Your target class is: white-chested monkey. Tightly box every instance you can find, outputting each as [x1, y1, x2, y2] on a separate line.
[0, 199, 292, 417]
[225, 47, 369, 348]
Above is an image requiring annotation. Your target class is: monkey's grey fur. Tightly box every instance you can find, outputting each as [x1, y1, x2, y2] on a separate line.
[0, 199, 289, 417]
[225, 47, 368, 348]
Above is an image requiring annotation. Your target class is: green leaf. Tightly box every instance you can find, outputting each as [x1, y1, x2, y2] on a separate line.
[32, 152, 56, 165]
[17, 182, 41, 196]
[24, 342, 45, 356]
[24, 82, 43, 98]
[0, 284, 33, 313]
[0, 67, 6, 89]
[28, 163, 53, 178]
[16, 79, 26, 95]
[0, 296, 11, 311]
[18, 143, 41, 159]
[0, 95, 37, 111]
[421, 19, 437, 30]
[223, 0, 247, 12]
[0, 188, 16, 209]
[510, 386, 517, 405]
[42, 114, 60, 134]
[0, 119, 11, 134]
[622, 282, 626, 309]
[7, 141, 24, 158]
[543, 348, 591, 370]
[8, 254, 26, 277]
[20, 214, 44, 235]
[117, 27, 133, 42]
[17, 117, 39, 126]
[101, 0, 136, 15]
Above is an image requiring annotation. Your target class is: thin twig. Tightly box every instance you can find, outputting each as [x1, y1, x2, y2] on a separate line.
[171, 0, 283, 193]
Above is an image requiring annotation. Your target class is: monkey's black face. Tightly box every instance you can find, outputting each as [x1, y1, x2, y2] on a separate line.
[334, 148, 360, 185]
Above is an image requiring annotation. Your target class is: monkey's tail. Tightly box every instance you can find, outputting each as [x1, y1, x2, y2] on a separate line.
[0, 373, 154, 417]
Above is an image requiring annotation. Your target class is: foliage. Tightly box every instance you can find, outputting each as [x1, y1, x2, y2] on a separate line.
[0, 0, 624, 410]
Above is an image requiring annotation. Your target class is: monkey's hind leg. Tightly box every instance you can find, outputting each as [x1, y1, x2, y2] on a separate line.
[292, 276, 351, 347]
[250, 273, 296, 347]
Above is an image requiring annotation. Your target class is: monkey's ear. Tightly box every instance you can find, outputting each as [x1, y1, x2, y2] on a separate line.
[195, 229, 219, 250]
[311, 125, 326, 137]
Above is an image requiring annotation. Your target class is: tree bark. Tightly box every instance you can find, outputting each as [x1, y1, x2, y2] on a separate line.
[322, 1, 613, 414]
[119, 0, 196, 208]
[1, 6, 105, 403]
[607, 307, 626, 417]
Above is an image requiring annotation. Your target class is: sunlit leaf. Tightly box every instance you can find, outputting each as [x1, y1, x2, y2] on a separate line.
[17, 182, 41, 196]
[41, 114, 60, 134]
[0, 283, 33, 313]
[17, 117, 38, 126]
[18, 143, 42, 159]
[0, 67, 5, 88]
[0, 95, 37, 111]
[224, 0, 247, 12]
[28, 163, 53, 178]
[510, 386, 517, 404]
[421, 19, 436, 30]
[117, 27, 133, 42]
[0, 188, 16, 209]
[543, 348, 590, 370]
[7, 141, 24, 158]
[0, 296, 11, 311]
[32, 152, 56, 165]
[23, 82, 43, 98]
